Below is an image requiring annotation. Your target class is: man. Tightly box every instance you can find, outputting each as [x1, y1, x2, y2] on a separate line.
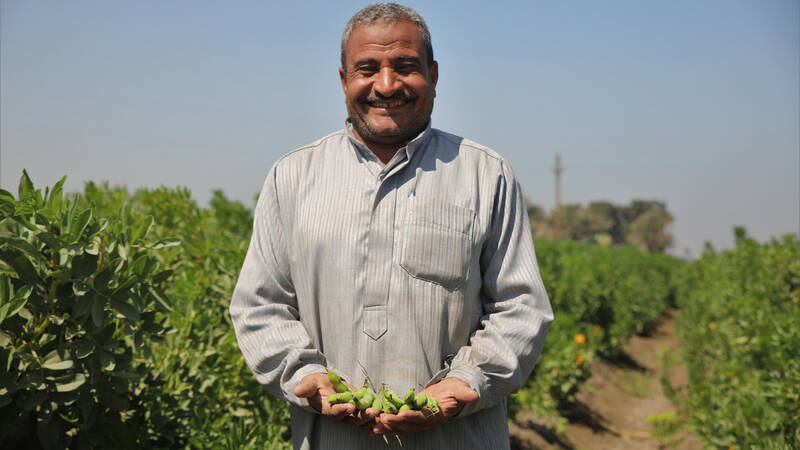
[230, 3, 553, 449]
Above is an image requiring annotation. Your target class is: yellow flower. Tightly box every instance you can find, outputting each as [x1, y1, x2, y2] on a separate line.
[551, 368, 559, 376]
[708, 322, 717, 331]
[728, 445, 735, 450]
[576, 354, 585, 366]
[592, 324, 603, 335]
[574, 333, 587, 345]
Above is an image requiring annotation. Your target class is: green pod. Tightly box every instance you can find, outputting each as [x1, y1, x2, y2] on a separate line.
[413, 394, 428, 409]
[399, 404, 412, 412]
[386, 390, 404, 409]
[328, 391, 353, 404]
[403, 388, 416, 404]
[356, 389, 373, 410]
[426, 395, 440, 414]
[371, 394, 383, 411]
[383, 401, 398, 414]
[327, 369, 350, 393]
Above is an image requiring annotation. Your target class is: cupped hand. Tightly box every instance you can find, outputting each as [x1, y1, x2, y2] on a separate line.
[294, 373, 380, 428]
[372, 377, 478, 435]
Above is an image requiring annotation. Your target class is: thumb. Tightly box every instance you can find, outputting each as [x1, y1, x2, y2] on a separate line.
[294, 376, 319, 398]
[453, 383, 479, 404]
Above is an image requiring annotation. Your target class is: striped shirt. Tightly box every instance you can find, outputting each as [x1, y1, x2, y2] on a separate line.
[230, 122, 553, 449]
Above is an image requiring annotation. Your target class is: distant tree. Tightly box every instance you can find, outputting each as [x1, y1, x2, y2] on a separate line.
[524, 197, 674, 253]
[588, 201, 624, 244]
[558, 204, 613, 242]
[526, 201, 548, 236]
[625, 207, 674, 252]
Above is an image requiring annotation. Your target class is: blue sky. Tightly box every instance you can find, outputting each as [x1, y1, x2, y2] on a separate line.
[2, 0, 798, 257]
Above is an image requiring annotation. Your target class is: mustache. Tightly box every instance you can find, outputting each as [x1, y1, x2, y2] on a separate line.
[362, 93, 415, 103]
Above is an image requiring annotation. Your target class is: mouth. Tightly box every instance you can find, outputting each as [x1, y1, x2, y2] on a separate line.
[364, 97, 413, 109]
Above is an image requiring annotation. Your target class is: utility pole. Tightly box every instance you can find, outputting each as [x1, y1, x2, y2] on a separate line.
[553, 154, 563, 239]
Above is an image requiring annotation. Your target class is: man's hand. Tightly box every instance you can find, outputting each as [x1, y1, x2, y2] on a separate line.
[294, 373, 380, 428]
[372, 378, 478, 435]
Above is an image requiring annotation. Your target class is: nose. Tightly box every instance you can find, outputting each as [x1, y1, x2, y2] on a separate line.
[373, 67, 401, 97]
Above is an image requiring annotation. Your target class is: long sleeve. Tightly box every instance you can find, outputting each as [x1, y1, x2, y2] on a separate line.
[229, 165, 327, 410]
[445, 161, 553, 417]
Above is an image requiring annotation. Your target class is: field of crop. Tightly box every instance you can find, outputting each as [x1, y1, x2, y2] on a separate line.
[675, 229, 799, 448]
[1, 173, 797, 448]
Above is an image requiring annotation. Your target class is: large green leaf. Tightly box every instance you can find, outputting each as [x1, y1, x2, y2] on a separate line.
[130, 215, 154, 244]
[98, 350, 115, 371]
[0, 189, 16, 215]
[45, 176, 66, 213]
[147, 285, 172, 312]
[41, 350, 74, 371]
[152, 238, 181, 249]
[132, 255, 158, 278]
[67, 209, 92, 243]
[91, 296, 105, 328]
[0, 235, 46, 264]
[0, 276, 9, 303]
[0, 286, 32, 326]
[70, 253, 97, 279]
[72, 293, 94, 318]
[55, 372, 86, 392]
[0, 249, 39, 285]
[36, 232, 62, 250]
[110, 299, 139, 322]
[18, 170, 35, 202]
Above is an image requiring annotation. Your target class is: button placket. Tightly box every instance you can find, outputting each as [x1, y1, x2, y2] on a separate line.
[361, 154, 411, 341]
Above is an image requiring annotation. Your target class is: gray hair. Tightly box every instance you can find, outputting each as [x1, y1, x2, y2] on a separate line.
[340, 3, 433, 70]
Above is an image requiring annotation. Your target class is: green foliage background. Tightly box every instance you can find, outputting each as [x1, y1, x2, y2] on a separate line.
[676, 229, 800, 448]
[1, 173, 797, 448]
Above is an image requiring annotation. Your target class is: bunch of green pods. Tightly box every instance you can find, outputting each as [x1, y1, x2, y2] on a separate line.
[326, 370, 439, 414]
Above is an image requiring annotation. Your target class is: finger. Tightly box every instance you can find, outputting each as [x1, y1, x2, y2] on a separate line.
[294, 377, 318, 398]
[453, 384, 479, 403]
[371, 417, 392, 435]
[362, 407, 381, 421]
[374, 421, 405, 436]
[382, 409, 429, 426]
[352, 410, 376, 427]
[328, 403, 356, 419]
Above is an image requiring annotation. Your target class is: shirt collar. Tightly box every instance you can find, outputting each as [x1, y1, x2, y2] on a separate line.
[345, 119, 432, 163]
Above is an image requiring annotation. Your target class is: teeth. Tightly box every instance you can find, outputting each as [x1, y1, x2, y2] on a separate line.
[372, 100, 406, 108]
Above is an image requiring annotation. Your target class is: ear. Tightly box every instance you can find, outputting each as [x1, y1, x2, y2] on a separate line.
[339, 66, 347, 94]
[429, 60, 438, 97]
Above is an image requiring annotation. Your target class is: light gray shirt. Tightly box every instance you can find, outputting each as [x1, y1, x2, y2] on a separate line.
[230, 122, 553, 450]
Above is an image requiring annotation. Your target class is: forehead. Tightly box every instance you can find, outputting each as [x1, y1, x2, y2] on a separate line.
[345, 20, 426, 63]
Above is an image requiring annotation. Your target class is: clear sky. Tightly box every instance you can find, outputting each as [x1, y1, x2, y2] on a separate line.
[2, 0, 798, 257]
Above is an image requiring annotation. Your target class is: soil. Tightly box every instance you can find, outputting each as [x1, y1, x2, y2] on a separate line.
[509, 309, 704, 450]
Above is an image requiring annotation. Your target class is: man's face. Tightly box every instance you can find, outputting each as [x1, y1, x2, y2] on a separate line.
[339, 20, 438, 150]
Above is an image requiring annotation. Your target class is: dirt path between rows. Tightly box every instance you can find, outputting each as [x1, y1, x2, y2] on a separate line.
[509, 309, 704, 450]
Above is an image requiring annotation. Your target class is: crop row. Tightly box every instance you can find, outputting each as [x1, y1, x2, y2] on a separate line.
[675, 228, 799, 448]
[509, 238, 681, 417]
[5, 173, 795, 448]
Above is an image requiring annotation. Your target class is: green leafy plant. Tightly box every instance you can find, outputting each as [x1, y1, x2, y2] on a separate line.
[0, 171, 179, 448]
[676, 229, 800, 448]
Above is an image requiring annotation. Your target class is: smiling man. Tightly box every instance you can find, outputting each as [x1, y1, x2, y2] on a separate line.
[230, 3, 553, 449]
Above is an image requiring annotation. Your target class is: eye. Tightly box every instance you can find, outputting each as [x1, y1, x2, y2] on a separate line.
[355, 66, 378, 76]
[396, 64, 418, 74]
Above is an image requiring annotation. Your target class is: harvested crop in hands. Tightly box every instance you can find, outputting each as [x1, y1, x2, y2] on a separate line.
[325, 370, 439, 414]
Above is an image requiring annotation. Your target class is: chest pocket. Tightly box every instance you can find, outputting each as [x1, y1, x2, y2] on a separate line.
[400, 196, 474, 291]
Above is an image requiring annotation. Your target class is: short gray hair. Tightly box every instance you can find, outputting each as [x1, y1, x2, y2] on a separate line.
[341, 3, 433, 70]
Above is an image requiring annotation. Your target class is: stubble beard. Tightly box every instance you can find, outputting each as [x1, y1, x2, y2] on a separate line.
[347, 99, 433, 148]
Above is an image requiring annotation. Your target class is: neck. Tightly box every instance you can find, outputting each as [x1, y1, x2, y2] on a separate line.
[368, 143, 403, 165]
[351, 129, 406, 165]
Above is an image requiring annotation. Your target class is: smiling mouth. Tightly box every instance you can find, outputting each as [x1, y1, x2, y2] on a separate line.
[365, 98, 413, 109]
